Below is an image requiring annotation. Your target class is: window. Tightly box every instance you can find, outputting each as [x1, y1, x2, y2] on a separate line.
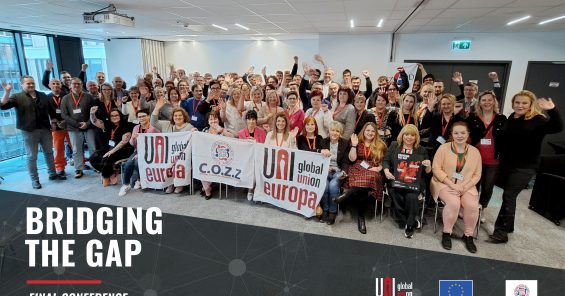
[0, 30, 24, 161]
[22, 34, 52, 92]
[82, 40, 107, 83]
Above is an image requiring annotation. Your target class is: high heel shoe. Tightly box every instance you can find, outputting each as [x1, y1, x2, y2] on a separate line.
[357, 216, 367, 234]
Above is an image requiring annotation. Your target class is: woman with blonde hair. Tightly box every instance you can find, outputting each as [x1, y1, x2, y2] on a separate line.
[219, 87, 246, 134]
[258, 89, 284, 132]
[385, 93, 419, 145]
[245, 85, 265, 112]
[335, 122, 387, 234]
[264, 112, 298, 148]
[429, 94, 462, 154]
[466, 91, 506, 218]
[488, 90, 562, 244]
[383, 124, 431, 238]
[431, 121, 482, 253]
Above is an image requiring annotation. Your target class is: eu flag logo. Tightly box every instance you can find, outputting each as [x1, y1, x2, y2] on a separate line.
[439, 280, 473, 296]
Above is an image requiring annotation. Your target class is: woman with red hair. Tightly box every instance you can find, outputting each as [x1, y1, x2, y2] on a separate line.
[297, 116, 323, 153]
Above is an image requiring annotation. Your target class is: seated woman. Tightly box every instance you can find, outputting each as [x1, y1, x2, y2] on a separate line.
[319, 121, 350, 225]
[296, 116, 323, 153]
[89, 107, 135, 186]
[238, 110, 266, 201]
[383, 124, 431, 238]
[118, 109, 160, 197]
[201, 111, 235, 199]
[431, 121, 482, 253]
[336, 122, 387, 234]
[151, 97, 193, 194]
[264, 112, 298, 148]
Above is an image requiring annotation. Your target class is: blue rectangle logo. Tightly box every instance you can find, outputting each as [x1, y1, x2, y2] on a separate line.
[439, 280, 473, 296]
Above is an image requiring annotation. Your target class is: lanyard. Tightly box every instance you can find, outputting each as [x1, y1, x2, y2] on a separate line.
[400, 113, 412, 126]
[52, 95, 61, 108]
[306, 137, 316, 150]
[311, 108, 320, 117]
[332, 104, 344, 120]
[375, 110, 385, 128]
[110, 125, 119, 141]
[275, 132, 284, 147]
[71, 92, 83, 108]
[363, 143, 371, 161]
[441, 114, 452, 135]
[254, 101, 261, 111]
[478, 114, 495, 131]
[132, 100, 139, 113]
[355, 111, 365, 129]
[104, 101, 112, 115]
[192, 99, 202, 115]
[451, 142, 468, 173]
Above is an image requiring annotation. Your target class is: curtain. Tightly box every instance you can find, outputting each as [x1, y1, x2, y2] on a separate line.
[141, 39, 167, 81]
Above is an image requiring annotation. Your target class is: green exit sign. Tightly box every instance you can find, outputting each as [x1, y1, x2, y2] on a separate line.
[452, 40, 472, 51]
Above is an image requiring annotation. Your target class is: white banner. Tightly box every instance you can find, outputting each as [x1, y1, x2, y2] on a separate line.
[253, 145, 330, 217]
[137, 132, 192, 189]
[191, 132, 255, 188]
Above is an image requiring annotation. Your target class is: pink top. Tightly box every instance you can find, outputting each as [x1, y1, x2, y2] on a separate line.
[130, 124, 160, 148]
[238, 126, 267, 143]
[286, 109, 305, 133]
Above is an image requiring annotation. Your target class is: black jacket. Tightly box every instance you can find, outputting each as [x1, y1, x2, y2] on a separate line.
[354, 110, 377, 135]
[1, 91, 51, 132]
[466, 113, 507, 160]
[428, 112, 464, 153]
[383, 142, 430, 192]
[319, 137, 350, 172]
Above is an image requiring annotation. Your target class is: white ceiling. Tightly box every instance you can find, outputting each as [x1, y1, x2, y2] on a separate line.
[1, 0, 565, 41]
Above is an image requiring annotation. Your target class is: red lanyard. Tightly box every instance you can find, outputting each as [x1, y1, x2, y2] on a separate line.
[110, 125, 119, 141]
[451, 142, 468, 173]
[52, 95, 61, 108]
[478, 114, 494, 130]
[132, 100, 139, 113]
[254, 102, 261, 111]
[275, 132, 284, 147]
[332, 104, 344, 120]
[355, 111, 364, 129]
[363, 143, 371, 160]
[306, 137, 316, 150]
[441, 114, 452, 135]
[71, 92, 83, 108]
[104, 101, 112, 115]
[400, 113, 412, 126]
[375, 110, 385, 128]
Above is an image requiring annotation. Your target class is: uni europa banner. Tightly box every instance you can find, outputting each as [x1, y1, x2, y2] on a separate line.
[137, 132, 193, 189]
[253, 145, 330, 217]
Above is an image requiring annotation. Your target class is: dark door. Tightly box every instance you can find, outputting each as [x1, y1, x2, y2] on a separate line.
[405, 60, 511, 108]
[524, 62, 565, 154]
[53, 36, 84, 77]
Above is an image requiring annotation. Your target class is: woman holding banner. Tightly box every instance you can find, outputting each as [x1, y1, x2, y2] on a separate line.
[201, 111, 235, 199]
[319, 121, 350, 225]
[151, 97, 193, 194]
[265, 112, 298, 148]
[383, 124, 431, 238]
[89, 107, 135, 187]
[335, 122, 387, 234]
[297, 117, 323, 153]
[238, 110, 266, 201]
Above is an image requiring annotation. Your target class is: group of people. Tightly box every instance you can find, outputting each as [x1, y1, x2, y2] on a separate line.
[1, 55, 562, 254]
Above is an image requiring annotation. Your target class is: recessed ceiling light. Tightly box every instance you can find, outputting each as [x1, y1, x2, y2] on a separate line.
[507, 15, 530, 25]
[377, 19, 384, 28]
[268, 36, 277, 41]
[350, 20, 355, 28]
[235, 23, 249, 30]
[212, 24, 228, 31]
[539, 15, 565, 25]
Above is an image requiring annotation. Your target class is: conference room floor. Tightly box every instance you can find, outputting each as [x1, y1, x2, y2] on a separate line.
[1, 163, 563, 270]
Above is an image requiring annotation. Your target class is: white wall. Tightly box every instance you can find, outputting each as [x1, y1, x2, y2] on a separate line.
[105, 39, 144, 87]
[394, 32, 565, 114]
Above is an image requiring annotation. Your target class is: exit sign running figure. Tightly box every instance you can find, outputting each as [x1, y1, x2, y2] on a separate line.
[452, 40, 472, 51]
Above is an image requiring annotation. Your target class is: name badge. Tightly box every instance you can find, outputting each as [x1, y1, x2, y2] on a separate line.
[398, 154, 410, 160]
[436, 136, 446, 144]
[191, 115, 198, 121]
[73, 109, 82, 114]
[108, 140, 116, 147]
[452, 172, 464, 181]
[133, 119, 139, 124]
[360, 161, 370, 169]
[480, 138, 492, 145]
[56, 109, 62, 114]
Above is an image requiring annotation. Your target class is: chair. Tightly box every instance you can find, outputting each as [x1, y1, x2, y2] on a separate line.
[434, 199, 482, 239]
[375, 187, 388, 223]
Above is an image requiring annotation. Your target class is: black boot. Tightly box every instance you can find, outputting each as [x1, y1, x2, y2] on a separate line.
[357, 216, 367, 234]
[441, 232, 452, 250]
[463, 235, 477, 253]
[334, 190, 350, 204]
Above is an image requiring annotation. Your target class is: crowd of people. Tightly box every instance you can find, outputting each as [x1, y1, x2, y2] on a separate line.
[1, 55, 562, 254]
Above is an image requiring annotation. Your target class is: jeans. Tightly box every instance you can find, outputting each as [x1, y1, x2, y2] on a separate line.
[321, 170, 343, 213]
[68, 129, 97, 171]
[122, 153, 138, 186]
[493, 167, 536, 239]
[477, 163, 499, 208]
[21, 129, 56, 182]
